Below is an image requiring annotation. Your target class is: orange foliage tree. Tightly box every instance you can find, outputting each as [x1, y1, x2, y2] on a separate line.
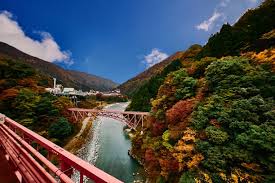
[243, 48, 275, 71]
[166, 99, 196, 125]
[0, 88, 19, 100]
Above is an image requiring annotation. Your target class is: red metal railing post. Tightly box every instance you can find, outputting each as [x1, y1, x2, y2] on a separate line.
[47, 150, 51, 160]
[80, 172, 84, 183]
[59, 157, 73, 179]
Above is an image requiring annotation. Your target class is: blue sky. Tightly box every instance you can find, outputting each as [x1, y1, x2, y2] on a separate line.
[0, 0, 262, 83]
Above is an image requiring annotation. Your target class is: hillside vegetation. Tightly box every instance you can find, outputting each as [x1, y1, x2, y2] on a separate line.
[0, 58, 75, 145]
[127, 45, 202, 111]
[118, 45, 202, 96]
[129, 0, 275, 182]
[197, 0, 275, 58]
[0, 42, 118, 91]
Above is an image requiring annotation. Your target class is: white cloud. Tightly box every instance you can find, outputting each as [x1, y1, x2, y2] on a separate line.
[143, 48, 168, 68]
[195, 0, 262, 32]
[0, 10, 73, 65]
[196, 11, 223, 31]
[247, 0, 258, 3]
[219, 0, 231, 7]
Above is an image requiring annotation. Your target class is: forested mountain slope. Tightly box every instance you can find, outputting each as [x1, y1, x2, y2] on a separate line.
[0, 42, 117, 91]
[118, 50, 189, 96]
[128, 0, 275, 113]
[129, 0, 275, 182]
[127, 45, 202, 111]
[0, 58, 75, 145]
[197, 0, 275, 58]
[122, 0, 274, 98]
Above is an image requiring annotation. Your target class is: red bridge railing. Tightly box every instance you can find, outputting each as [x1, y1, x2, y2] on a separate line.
[0, 113, 123, 183]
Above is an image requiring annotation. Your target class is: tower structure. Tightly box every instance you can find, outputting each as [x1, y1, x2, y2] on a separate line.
[53, 78, 56, 88]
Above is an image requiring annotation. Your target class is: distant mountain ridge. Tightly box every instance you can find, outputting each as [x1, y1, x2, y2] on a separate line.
[118, 44, 202, 96]
[0, 42, 117, 91]
[197, 0, 275, 58]
[119, 0, 275, 96]
[118, 51, 184, 95]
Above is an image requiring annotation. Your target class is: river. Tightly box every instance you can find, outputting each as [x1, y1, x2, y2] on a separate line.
[73, 102, 145, 183]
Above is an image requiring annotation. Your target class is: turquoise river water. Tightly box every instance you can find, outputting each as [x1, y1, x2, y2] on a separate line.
[73, 102, 145, 183]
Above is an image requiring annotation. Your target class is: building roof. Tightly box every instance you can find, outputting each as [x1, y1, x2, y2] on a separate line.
[63, 88, 75, 92]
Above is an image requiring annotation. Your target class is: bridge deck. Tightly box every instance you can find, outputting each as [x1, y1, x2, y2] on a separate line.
[0, 149, 19, 183]
[68, 108, 149, 115]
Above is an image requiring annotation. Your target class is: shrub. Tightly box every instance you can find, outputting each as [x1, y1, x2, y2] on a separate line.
[205, 126, 229, 144]
[179, 172, 196, 183]
[175, 77, 197, 100]
[191, 57, 217, 78]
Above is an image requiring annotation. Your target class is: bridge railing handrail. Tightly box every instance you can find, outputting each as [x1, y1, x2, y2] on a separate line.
[68, 108, 149, 115]
[0, 122, 72, 183]
[2, 115, 123, 183]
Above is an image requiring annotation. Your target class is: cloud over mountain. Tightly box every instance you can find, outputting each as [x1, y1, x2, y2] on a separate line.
[143, 48, 168, 68]
[195, 0, 263, 32]
[0, 10, 73, 65]
[196, 11, 223, 31]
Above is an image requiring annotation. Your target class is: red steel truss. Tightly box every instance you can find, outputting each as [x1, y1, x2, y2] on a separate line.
[68, 108, 149, 130]
[0, 113, 123, 183]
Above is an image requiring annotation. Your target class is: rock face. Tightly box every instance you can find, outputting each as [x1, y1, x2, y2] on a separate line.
[0, 41, 118, 91]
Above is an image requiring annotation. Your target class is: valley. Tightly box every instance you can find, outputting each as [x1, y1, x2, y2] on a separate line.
[0, 0, 274, 183]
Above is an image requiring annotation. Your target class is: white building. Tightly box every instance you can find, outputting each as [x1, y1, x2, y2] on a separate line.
[63, 88, 75, 94]
[45, 78, 63, 94]
[111, 89, 120, 93]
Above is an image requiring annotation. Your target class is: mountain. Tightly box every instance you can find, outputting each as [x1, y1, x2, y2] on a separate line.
[0, 42, 117, 91]
[123, 0, 275, 101]
[197, 0, 275, 58]
[66, 70, 118, 91]
[120, 0, 275, 96]
[128, 1, 275, 182]
[126, 45, 202, 111]
[118, 44, 202, 96]
[0, 49, 77, 145]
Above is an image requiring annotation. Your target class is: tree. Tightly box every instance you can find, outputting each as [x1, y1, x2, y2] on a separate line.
[166, 99, 195, 125]
[192, 56, 275, 181]
[13, 88, 40, 122]
[48, 117, 72, 139]
[127, 59, 182, 112]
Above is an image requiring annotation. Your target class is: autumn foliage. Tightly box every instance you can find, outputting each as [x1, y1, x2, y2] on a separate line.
[129, 2, 275, 181]
[166, 99, 195, 125]
[131, 54, 275, 182]
[0, 88, 19, 100]
[151, 120, 166, 136]
[244, 48, 275, 71]
[0, 58, 74, 145]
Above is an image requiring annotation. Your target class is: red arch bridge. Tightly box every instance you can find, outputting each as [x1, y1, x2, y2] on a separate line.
[0, 109, 149, 183]
[68, 108, 149, 130]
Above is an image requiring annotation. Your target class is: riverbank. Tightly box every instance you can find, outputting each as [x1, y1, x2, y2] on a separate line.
[64, 117, 94, 154]
[63, 101, 109, 154]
